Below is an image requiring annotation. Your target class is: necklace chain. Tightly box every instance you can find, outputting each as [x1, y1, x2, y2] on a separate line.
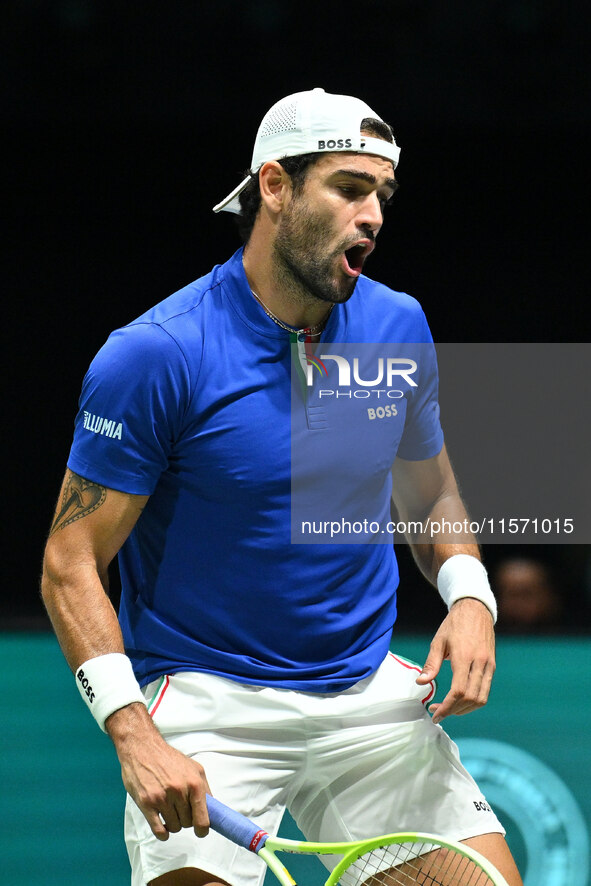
[251, 290, 333, 337]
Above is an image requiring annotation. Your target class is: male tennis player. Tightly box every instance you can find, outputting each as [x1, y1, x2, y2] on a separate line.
[41, 88, 522, 886]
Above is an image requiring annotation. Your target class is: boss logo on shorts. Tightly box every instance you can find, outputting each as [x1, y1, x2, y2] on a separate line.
[318, 138, 353, 150]
[473, 800, 493, 813]
[76, 667, 96, 704]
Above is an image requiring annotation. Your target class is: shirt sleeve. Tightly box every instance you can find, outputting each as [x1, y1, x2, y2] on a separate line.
[67, 321, 193, 494]
[396, 311, 444, 461]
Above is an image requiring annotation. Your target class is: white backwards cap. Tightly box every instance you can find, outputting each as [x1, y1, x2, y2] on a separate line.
[213, 87, 400, 215]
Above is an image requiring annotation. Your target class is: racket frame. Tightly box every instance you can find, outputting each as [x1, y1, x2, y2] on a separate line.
[258, 832, 511, 886]
[205, 796, 510, 886]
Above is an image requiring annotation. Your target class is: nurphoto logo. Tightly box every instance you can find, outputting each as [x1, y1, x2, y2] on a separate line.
[305, 355, 417, 388]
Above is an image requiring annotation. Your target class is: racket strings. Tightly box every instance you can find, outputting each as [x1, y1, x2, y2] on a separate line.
[337, 842, 496, 886]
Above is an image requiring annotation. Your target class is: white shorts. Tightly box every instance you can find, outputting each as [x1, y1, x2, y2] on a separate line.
[125, 653, 504, 886]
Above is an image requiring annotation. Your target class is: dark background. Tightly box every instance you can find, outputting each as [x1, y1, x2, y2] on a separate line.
[3, 0, 590, 629]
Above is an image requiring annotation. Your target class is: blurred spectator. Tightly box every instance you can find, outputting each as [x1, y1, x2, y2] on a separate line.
[493, 557, 564, 633]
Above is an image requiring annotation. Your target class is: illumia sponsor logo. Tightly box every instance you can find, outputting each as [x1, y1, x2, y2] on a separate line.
[306, 355, 417, 402]
[82, 411, 123, 440]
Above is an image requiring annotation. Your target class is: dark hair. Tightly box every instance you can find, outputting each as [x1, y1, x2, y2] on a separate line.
[236, 117, 395, 243]
[236, 153, 318, 243]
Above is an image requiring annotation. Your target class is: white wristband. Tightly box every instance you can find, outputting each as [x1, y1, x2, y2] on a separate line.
[437, 554, 497, 624]
[75, 653, 147, 732]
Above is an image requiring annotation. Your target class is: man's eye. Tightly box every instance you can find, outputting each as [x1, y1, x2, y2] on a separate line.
[380, 191, 398, 211]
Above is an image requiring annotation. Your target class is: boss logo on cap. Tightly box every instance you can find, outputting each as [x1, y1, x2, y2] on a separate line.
[318, 138, 353, 150]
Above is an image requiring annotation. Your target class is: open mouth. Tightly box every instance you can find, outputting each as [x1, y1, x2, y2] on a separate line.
[343, 241, 374, 277]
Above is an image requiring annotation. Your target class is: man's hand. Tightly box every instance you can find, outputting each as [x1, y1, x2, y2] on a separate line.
[107, 703, 211, 841]
[416, 597, 496, 725]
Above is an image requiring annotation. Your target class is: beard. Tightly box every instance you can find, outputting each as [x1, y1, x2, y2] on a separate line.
[272, 196, 359, 306]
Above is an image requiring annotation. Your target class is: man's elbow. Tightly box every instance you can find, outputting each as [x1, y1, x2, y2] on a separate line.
[40, 539, 95, 607]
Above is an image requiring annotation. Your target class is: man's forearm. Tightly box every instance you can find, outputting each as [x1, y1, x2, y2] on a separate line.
[41, 549, 125, 671]
[40, 546, 154, 734]
[406, 491, 481, 587]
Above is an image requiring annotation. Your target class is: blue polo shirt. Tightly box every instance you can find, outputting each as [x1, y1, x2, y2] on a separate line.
[68, 248, 443, 690]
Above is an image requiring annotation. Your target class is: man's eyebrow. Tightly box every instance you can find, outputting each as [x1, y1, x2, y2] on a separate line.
[332, 169, 399, 193]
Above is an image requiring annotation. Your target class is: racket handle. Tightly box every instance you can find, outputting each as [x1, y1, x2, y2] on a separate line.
[206, 795, 269, 853]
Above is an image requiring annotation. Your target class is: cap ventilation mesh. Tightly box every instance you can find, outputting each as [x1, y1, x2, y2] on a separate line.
[259, 101, 298, 137]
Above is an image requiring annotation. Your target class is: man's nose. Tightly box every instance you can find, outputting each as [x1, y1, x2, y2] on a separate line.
[357, 193, 383, 233]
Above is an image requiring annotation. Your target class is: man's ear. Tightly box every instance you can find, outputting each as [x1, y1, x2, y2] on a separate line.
[259, 161, 292, 214]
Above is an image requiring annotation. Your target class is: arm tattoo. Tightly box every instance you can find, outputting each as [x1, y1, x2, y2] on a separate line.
[50, 472, 107, 535]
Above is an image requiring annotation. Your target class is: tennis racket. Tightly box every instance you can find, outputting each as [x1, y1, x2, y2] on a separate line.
[206, 795, 510, 886]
